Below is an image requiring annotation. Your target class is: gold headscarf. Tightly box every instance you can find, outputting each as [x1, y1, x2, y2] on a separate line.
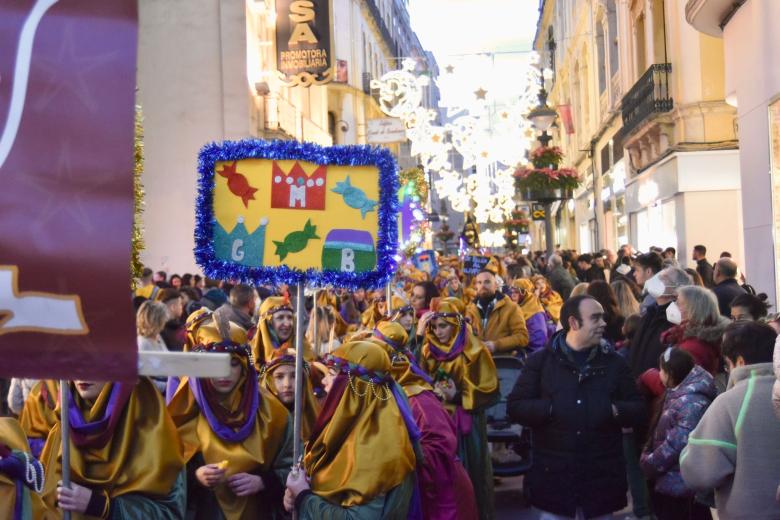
[513, 278, 545, 317]
[0, 418, 52, 519]
[40, 379, 185, 515]
[370, 321, 433, 398]
[19, 380, 59, 447]
[168, 316, 291, 520]
[421, 298, 499, 411]
[305, 341, 416, 507]
[360, 299, 386, 330]
[531, 275, 563, 322]
[260, 348, 321, 440]
[250, 296, 313, 369]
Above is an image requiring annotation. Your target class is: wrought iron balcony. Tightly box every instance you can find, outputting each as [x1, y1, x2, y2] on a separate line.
[621, 63, 673, 135]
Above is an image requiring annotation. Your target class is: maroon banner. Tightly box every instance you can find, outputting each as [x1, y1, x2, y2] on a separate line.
[0, 0, 138, 380]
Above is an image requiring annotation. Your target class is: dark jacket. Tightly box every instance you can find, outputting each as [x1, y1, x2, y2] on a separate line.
[548, 266, 576, 301]
[712, 278, 746, 317]
[640, 365, 717, 497]
[507, 331, 645, 518]
[628, 302, 673, 379]
[696, 258, 714, 288]
[585, 265, 607, 283]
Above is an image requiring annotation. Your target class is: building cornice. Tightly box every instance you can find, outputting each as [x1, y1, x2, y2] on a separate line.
[685, 0, 746, 37]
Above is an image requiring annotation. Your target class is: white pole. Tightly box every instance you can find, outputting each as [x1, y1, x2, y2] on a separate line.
[292, 280, 305, 464]
[59, 380, 71, 520]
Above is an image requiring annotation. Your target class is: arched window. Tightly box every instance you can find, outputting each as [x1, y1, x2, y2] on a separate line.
[607, 0, 619, 78]
[596, 20, 607, 94]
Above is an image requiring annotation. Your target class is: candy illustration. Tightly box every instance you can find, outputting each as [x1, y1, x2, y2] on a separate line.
[217, 161, 258, 208]
[273, 219, 320, 261]
[331, 176, 377, 219]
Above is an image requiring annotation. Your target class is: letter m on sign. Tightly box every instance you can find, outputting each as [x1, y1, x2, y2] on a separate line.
[271, 161, 327, 210]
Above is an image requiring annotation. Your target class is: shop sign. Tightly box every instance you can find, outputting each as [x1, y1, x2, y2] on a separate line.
[275, 0, 333, 86]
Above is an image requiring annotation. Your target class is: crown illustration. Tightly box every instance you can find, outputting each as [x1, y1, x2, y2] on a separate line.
[214, 216, 267, 267]
[271, 161, 327, 211]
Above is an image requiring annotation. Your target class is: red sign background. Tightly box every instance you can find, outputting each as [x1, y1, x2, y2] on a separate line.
[0, 0, 138, 380]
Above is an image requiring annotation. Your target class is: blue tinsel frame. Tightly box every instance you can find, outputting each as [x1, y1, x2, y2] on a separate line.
[195, 139, 399, 289]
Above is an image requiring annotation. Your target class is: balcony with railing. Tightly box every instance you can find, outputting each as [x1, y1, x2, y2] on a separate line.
[620, 63, 673, 136]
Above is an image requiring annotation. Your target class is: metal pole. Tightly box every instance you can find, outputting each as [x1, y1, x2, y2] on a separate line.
[385, 282, 392, 316]
[544, 202, 555, 257]
[59, 380, 71, 520]
[311, 289, 318, 356]
[292, 280, 305, 465]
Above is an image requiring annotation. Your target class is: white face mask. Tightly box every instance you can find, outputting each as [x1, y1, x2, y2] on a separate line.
[644, 274, 667, 299]
[666, 301, 682, 325]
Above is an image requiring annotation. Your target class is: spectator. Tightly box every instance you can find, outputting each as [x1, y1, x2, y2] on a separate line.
[628, 267, 692, 379]
[587, 280, 625, 345]
[684, 268, 705, 287]
[663, 247, 677, 261]
[169, 274, 182, 289]
[136, 300, 170, 394]
[692, 245, 714, 288]
[340, 288, 368, 325]
[511, 278, 550, 352]
[508, 295, 645, 519]
[712, 258, 746, 317]
[217, 283, 257, 331]
[465, 270, 529, 354]
[640, 348, 716, 520]
[157, 288, 185, 351]
[616, 313, 642, 356]
[612, 279, 641, 322]
[575, 254, 594, 282]
[729, 292, 770, 322]
[547, 253, 576, 301]
[200, 287, 227, 311]
[570, 282, 589, 298]
[680, 321, 780, 520]
[634, 252, 664, 315]
[660, 285, 730, 377]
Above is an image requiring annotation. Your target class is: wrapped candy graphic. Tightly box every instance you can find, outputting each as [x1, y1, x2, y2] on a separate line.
[273, 219, 320, 261]
[217, 161, 258, 208]
[331, 176, 377, 219]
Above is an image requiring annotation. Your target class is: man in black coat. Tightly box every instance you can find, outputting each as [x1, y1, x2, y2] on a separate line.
[692, 244, 714, 288]
[547, 253, 576, 301]
[507, 295, 645, 519]
[627, 266, 691, 378]
[712, 257, 746, 317]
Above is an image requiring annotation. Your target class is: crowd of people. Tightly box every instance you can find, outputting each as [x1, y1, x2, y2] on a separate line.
[2, 243, 780, 520]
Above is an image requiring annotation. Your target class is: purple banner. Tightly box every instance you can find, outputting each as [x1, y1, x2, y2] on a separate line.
[0, 0, 139, 380]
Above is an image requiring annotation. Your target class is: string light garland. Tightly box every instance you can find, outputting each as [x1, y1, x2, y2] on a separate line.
[131, 105, 145, 289]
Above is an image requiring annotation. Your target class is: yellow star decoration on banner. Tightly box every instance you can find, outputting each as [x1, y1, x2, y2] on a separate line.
[474, 87, 488, 100]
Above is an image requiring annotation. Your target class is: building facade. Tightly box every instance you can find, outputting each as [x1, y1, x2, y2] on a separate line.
[686, 0, 780, 305]
[535, 0, 743, 273]
[137, 0, 436, 273]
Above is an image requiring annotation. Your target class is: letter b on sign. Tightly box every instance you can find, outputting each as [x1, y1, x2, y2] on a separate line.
[341, 248, 355, 272]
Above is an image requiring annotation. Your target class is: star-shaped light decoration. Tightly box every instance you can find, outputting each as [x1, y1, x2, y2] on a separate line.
[445, 65, 454, 74]
[501, 111, 510, 119]
[474, 87, 488, 100]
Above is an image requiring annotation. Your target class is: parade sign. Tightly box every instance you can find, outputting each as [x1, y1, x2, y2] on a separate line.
[275, 0, 333, 86]
[0, 0, 138, 380]
[462, 255, 490, 277]
[195, 139, 399, 289]
[412, 250, 438, 277]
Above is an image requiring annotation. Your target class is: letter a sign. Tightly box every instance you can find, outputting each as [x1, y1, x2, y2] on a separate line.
[0, 0, 139, 380]
[275, 0, 333, 86]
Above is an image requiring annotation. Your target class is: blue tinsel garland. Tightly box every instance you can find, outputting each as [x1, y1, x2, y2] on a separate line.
[195, 139, 399, 290]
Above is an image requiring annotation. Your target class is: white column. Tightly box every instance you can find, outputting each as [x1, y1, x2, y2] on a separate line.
[644, 0, 655, 68]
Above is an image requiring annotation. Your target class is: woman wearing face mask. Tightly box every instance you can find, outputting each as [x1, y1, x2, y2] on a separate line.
[168, 313, 293, 519]
[510, 278, 550, 352]
[283, 341, 418, 518]
[660, 286, 730, 378]
[640, 348, 716, 520]
[39, 378, 186, 518]
[419, 297, 499, 520]
[260, 348, 321, 441]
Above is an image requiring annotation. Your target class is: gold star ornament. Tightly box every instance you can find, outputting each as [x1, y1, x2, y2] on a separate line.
[474, 87, 488, 100]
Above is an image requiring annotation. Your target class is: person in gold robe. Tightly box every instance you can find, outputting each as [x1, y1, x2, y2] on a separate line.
[532, 274, 564, 324]
[259, 348, 320, 442]
[250, 297, 313, 371]
[0, 417, 51, 520]
[18, 380, 59, 458]
[39, 378, 186, 519]
[420, 297, 499, 520]
[168, 312, 293, 520]
[284, 341, 418, 519]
